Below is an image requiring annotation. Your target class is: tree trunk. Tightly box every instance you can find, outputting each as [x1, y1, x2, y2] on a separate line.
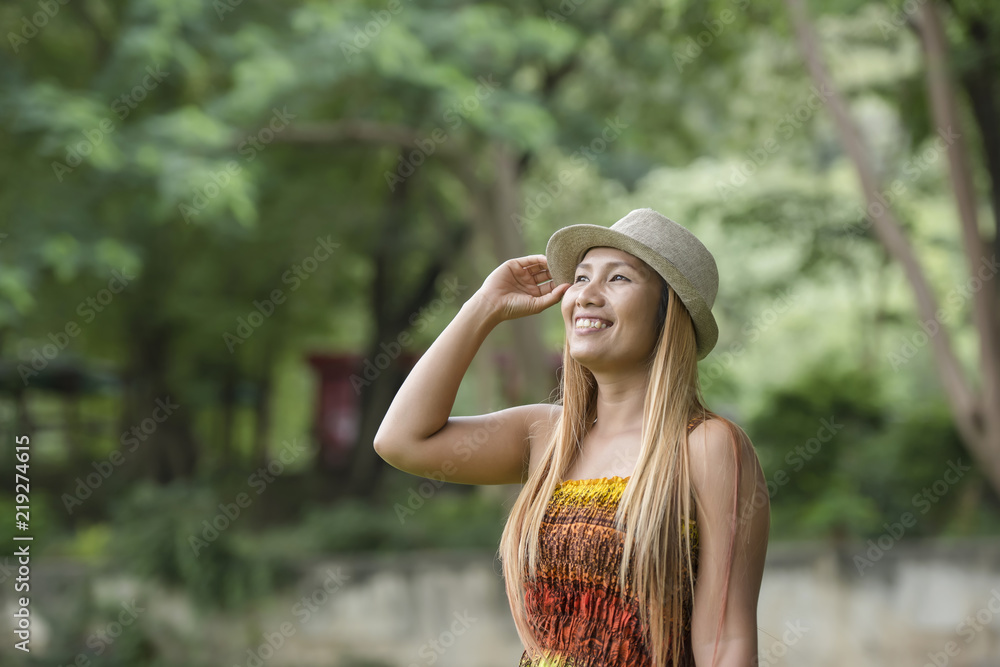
[119, 323, 199, 484]
[782, 0, 1000, 495]
[252, 368, 273, 469]
[345, 183, 471, 497]
[474, 142, 558, 405]
[219, 367, 236, 467]
[916, 0, 1000, 485]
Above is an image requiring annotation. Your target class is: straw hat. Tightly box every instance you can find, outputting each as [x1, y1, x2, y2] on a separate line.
[545, 207, 719, 360]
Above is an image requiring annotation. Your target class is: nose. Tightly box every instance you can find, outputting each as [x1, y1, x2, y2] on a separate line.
[575, 278, 605, 308]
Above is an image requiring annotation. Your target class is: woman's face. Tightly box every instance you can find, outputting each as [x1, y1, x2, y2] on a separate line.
[560, 246, 664, 372]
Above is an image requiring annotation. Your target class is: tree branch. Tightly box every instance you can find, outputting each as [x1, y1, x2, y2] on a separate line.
[781, 0, 983, 450]
[916, 0, 1000, 464]
[955, 13, 1000, 264]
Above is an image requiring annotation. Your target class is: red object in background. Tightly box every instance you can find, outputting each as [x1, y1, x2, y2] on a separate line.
[306, 352, 421, 468]
[306, 354, 361, 468]
[306, 350, 562, 469]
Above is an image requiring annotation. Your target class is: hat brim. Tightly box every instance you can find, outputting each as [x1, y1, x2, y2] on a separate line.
[545, 224, 719, 360]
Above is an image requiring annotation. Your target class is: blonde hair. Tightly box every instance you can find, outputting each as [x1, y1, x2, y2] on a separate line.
[498, 279, 755, 667]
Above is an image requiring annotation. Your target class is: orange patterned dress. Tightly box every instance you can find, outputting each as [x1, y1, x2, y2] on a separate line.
[517, 416, 704, 667]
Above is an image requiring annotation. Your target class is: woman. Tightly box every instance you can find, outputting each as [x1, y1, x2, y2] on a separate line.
[374, 208, 770, 667]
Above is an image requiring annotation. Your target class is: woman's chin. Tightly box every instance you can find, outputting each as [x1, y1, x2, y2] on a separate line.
[568, 347, 611, 371]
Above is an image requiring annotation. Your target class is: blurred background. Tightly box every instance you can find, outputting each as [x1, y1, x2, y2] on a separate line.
[1, 0, 999, 665]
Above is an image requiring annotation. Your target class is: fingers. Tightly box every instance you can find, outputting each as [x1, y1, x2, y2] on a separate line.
[523, 256, 570, 289]
[522, 260, 551, 278]
[518, 258, 555, 295]
[516, 254, 549, 266]
[504, 256, 568, 313]
[515, 255, 553, 277]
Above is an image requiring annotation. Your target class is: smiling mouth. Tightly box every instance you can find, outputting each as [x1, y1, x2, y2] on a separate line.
[575, 318, 613, 331]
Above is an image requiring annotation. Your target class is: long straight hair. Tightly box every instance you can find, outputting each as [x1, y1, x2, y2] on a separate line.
[498, 278, 756, 667]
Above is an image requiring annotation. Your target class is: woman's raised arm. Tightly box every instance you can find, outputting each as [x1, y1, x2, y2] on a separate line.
[373, 255, 569, 486]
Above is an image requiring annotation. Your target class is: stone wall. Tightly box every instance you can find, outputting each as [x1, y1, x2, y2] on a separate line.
[4, 538, 999, 666]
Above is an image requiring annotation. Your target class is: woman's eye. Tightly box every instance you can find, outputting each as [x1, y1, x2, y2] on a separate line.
[574, 274, 628, 283]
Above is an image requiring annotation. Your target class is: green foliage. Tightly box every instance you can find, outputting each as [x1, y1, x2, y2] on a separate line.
[749, 360, 997, 540]
[61, 523, 114, 562]
[0, 0, 996, 569]
[107, 481, 288, 611]
[1, 0, 998, 664]
[252, 488, 509, 557]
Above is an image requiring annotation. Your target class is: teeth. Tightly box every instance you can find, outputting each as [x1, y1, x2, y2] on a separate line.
[577, 318, 610, 329]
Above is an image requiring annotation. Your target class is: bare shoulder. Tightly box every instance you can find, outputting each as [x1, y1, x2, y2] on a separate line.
[688, 417, 769, 554]
[688, 416, 756, 466]
[688, 417, 740, 466]
[688, 417, 765, 508]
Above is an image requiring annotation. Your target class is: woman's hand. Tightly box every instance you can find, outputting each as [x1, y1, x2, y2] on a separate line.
[475, 254, 570, 323]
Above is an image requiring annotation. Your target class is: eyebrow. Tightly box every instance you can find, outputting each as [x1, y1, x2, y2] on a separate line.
[575, 260, 638, 271]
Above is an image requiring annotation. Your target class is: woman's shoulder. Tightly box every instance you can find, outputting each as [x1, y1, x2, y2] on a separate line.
[687, 415, 761, 498]
[685, 412, 733, 435]
[686, 414, 750, 459]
